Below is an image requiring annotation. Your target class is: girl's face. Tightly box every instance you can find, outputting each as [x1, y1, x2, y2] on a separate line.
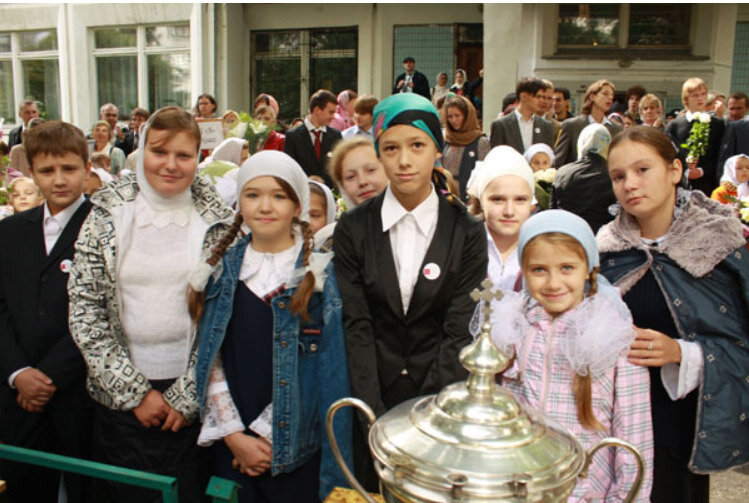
[11, 180, 43, 213]
[143, 129, 199, 198]
[607, 139, 682, 225]
[340, 145, 388, 205]
[240, 176, 300, 250]
[446, 106, 465, 131]
[240, 142, 250, 164]
[258, 110, 275, 126]
[530, 152, 551, 172]
[378, 125, 439, 210]
[523, 239, 588, 317]
[93, 124, 110, 145]
[592, 85, 614, 114]
[736, 157, 749, 184]
[198, 97, 215, 117]
[308, 192, 327, 234]
[640, 103, 659, 125]
[481, 175, 534, 241]
[455, 72, 464, 85]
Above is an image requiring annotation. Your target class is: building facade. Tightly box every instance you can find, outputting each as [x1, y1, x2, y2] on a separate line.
[0, 3, 746, 137]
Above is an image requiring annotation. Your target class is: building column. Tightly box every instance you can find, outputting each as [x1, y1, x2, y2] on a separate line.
[482, 3, 523, 133]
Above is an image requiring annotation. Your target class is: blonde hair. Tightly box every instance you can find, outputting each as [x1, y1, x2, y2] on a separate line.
[521, 233, 604, 431]
[639, 93, 662, 112]
[681, 77, 707, 108]
[8, 177, 42, 199]
[327, 136, 376, 187]
[582, 80, 615, 115]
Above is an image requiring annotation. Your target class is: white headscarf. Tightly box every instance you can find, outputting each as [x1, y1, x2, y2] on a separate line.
[309, 180, 336, 225]
[523, 143, 556, 168]
[466, 145, 536, 204]
[577, 123, 611, 161]
[211, 137, 247, 165]
[721, 154, 749, 199]
[236, 150, 310, 222]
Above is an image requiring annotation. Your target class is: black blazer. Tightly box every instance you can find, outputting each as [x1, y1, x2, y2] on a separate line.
[718, 118, 749, 172]
[115, 128, 136, 157]
[553, 115, 623, 166]
[0, 200, 93, 408]
[489, 113, 555, 154]
[333, 191, 487, 416]
[392, 71, 431, 100]
[283, 124, 342, 188]
[666, 114, 726, 195]
[7, 125, 23, 149]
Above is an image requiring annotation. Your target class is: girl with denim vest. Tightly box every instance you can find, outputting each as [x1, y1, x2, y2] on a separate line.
[485, 210, 654, 502]
[189, 150, 352, 503]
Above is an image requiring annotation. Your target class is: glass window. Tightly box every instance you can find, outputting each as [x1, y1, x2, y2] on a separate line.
[255, 58, 301, 121]
[0, 34, 10, 53]
[628, 5, 691, 46]
[148, 53, 191, 109]
[95, 28, 137, 49]
[0, 60, 13, 123]
[22, 59, 60, 119]
[558, 4, 619, 47]
[96, 55, 137, 118]
[19, 30, 57, 52]
[146, 25, 190, 48]
[310, 29, 356, 51]
[255, 31, 300, 55]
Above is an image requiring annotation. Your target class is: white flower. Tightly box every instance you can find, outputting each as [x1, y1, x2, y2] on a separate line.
[698, 112, 711, 124]
[232, 122, 248, 139]
[534, 168, 556, 184]
[249, 121, 268, 135]
[740, 207, 749, 222]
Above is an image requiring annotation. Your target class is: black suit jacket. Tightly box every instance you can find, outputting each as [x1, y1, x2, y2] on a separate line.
[489, 113, 555, 153]
[0, 200, 93, 408]
[666, 114, 726, 195]
[718, 118, 749, 170]
[283, 124, 342, 187]
[333, 191, 487, 417]
[115, 128, 136, 157]
[7, 125, 23, 149]
[392, 71, 431, 100]
[553, 115, 623, 166]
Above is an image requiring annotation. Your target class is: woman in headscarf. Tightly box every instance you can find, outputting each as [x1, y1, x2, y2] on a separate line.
[198, 137, 248, 208]
[329, 90, 357, 131]
[450, 69, 468, 96]
[333, 92, 487, 491]
[431, 72, 449, 106]
[551, 123, 616, 233]
[712, 154, 749, 205]
[442, 95, 490, 200]
[69, 106, 235, 502]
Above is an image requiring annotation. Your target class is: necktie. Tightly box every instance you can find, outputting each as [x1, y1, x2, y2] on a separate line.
[313, 130, 322, 160]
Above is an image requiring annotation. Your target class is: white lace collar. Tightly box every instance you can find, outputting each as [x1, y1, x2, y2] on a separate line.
[133, 192, 192, 229]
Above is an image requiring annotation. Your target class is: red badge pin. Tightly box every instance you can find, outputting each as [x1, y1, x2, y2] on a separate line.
[60, 259, 72, 274]
[423, 263, 440, 281]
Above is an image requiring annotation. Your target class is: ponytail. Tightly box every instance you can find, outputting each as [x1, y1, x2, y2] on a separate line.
[573, 373, 605, 431]
[187, 213, 245, 323]
[289, 218, 316, 321]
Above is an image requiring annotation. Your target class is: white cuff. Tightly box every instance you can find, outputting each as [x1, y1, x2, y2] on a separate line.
[8, 366, 31, 388]
[660, 340, 704, 400]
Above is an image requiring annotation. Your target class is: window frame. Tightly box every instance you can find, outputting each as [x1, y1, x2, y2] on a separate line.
[0, 28, 60, 124]
[90, 23, 191, 118]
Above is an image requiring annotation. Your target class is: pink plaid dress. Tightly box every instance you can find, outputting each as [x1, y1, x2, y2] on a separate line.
[502, 301, 654, 502]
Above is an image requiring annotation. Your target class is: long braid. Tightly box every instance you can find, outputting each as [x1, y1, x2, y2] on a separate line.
[588, 267, 599, 297]
[289, 219, 316, 320]
[188, 212, 245, 323]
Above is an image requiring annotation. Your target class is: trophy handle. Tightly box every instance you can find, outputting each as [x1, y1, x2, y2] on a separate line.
[579, 437, 645, 503]
[326, 397, 378, 503]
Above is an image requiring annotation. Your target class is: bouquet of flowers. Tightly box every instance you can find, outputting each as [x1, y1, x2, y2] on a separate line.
[229, 112, 279, 155]
[681, 112, 711, 164]
[533, 167, 556, 210]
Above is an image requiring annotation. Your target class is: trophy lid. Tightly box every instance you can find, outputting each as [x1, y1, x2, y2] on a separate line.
[367, 279, 585, 501]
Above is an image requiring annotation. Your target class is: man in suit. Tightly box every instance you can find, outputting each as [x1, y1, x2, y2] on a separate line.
[666, 77, 726, 195]
[490, 77, 554, 154]
[392, 56, 430, 100]
[0, 121, 93, 502]
[284, 89, 342, 187]
[7, 99, 40, 149]
[554, 79, 623, 166]
[727, 92, 747, 122]
[718, 117, 749, 170]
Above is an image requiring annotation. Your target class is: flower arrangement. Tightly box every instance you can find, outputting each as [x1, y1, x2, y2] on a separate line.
[229, 113, 279, 155]
[533, 168, 556, 210]
[681, 112, 711, 163]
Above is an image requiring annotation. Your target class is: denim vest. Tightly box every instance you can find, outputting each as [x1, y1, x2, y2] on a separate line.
[195, 233, 353, 498]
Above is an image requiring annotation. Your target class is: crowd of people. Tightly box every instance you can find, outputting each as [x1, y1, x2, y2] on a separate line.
[0, 58, 748, 503]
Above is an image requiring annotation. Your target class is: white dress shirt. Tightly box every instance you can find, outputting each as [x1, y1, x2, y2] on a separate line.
[485, 224, 522, 293]
[304, 116, 327, 146]
[342, 124, 374, 141]
[43, 195, 86, 255]
[381, 186, 439, 314]
[514, 109, 535, 151]
[587, 114, 613, 126]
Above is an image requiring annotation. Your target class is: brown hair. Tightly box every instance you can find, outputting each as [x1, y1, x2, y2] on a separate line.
[146, 106, 201, 153]
[131, 107, 150, 120]
[91, 152, 111, 167]
[24, 120, 89, 168]
[610, 125, 678, 164]
[521, 233, 604, 430]
[582, 79, 615, 115]
[255, 104, 276, 119]
[327, 136, 377, 186]
[353, 94, 378, 115]
[308, 89, 337, 113]
[188, 177, 317, 323]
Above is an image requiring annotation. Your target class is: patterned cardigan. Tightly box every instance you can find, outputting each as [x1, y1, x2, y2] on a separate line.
[68, 174, 234, 420]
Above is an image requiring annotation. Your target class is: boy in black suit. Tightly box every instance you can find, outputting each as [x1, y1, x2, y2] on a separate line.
[284, 89, 342, 187]
[0, 121, 93, 502]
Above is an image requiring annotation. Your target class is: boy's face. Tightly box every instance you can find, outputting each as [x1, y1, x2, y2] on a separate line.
[30, 151, 90, 216]
[355, 111, 373, 130]
[311, 102, 336, 128]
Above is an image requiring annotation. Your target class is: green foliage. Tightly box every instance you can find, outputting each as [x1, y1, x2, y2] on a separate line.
[680, 114, 711, 161]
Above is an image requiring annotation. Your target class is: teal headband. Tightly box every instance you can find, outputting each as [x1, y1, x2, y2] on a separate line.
[372, 93, 443, 155]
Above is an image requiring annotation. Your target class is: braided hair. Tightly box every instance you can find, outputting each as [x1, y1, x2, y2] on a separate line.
[289, 217, 316, 320]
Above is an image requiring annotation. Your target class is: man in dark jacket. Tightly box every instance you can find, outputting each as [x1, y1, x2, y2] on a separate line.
[392, 57, 430, 100]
